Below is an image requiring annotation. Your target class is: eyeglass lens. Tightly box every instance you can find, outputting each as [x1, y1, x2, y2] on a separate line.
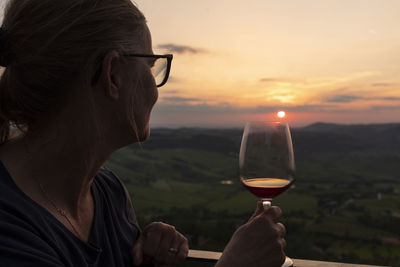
[151, 58, 167, 86]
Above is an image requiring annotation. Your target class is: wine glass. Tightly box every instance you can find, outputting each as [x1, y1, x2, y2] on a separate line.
[239, 121, 295, 267]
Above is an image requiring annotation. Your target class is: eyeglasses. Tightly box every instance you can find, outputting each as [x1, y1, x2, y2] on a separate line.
[125, 53, 173, 87]
[91, 53, 173, 87]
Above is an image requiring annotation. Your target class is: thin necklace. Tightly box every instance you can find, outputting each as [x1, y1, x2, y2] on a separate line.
[38, 182, 84, 241]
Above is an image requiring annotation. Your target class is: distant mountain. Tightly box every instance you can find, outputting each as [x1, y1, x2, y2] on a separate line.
[302, 122, 400, 134]
[297, 122, 400, 151]
[301, 122, 344, 132]
[142, 128, 243, 154]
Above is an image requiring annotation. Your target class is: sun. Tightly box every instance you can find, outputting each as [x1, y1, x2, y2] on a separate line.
[277, 111, 286, 119]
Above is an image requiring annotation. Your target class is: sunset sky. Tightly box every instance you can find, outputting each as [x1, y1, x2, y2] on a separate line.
[135, 0, 400, 127]
[1, 0, 399, 127]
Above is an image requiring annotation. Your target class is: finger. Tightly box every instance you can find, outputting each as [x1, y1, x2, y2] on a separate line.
[280, 238, 287, 249]
[249, 201, 264, 221]
[174, 235, 189, 266]
[131, 235, 144, 266]
[154, 226, 175, 264]
[160, 232, 180, 265]
[276, 222, 286, 237]
[163, 234, 180, 266]
[143, 226, 163, 258]
[277, 252, 287, 267]
[173, 234, 189, 266]
[262, 206, 282, 222]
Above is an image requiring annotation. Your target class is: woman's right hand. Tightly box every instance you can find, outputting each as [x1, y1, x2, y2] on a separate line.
[215, 202, 286, 267]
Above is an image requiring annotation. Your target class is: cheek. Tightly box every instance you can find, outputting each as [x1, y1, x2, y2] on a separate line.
[141, 70, 159, 110]
[151, 85, 159, 106]
[122, 66, 158, 140]
[132, 75, 157, 124]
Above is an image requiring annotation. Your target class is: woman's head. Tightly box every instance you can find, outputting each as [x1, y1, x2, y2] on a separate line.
[0, 0, 153, 146]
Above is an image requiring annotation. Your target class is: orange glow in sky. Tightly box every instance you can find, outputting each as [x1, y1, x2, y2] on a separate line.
[135, 0, 400, 127]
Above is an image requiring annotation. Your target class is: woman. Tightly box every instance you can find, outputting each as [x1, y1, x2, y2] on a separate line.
[0, 0, 287, 266]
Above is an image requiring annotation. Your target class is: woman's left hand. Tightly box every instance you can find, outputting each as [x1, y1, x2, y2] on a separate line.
[132, 222, 189, 267]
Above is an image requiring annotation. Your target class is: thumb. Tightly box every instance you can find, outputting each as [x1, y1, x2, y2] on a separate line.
[249, 201, 264, 222]
[132, 235, 144, 266]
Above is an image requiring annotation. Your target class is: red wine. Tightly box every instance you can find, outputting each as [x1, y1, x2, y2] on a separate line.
[241, 178, 293, 200]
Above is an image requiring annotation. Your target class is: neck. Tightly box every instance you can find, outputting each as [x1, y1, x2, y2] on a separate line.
[3, 122, 114, 219]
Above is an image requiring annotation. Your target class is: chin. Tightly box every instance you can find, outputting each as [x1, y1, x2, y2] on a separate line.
[136, 124, 151, 142]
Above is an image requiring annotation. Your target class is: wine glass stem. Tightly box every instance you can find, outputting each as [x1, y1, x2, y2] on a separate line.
[262, 199, 272, 207]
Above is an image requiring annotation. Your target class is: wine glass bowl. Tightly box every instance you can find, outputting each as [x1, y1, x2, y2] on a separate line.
[239, 121, 295, 206]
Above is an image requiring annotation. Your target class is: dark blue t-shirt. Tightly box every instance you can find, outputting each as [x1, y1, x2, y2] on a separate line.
[0, 161, 140, 267]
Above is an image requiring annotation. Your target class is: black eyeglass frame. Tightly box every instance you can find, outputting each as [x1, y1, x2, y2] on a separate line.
[91, 53, 173, 87]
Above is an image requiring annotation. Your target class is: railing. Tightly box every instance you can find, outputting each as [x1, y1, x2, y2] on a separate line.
[187, 250, 387, 267]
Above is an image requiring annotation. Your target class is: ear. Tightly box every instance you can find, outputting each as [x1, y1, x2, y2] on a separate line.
[99, 51, 122, 100]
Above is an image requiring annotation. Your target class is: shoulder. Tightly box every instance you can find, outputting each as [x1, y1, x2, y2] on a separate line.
[94, 166, 138, 226]
[94, 166, 129, 210]
[95, 165, 126, 193]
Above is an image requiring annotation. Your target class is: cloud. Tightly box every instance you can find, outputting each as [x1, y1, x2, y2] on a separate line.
[325, 95, 363, 103]
[260, 78, 280, 83]
[325, 94, 400, 103]
[162, 89, 181, 95]
[153, 103, 238, 115]
[162, 96, 202, 103]
[370, 105, 400, 111]
[371, 83, 395, 87]
[157, 43, 206, 54]
[153, 102, 337, 115]
[256, 104, 337, 113]
[153, 93, 400, 121]
[259, 77, 300, 84]
[381, 97, 400, 101]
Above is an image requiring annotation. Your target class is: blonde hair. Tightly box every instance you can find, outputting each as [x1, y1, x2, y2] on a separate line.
[0, 0, 147, 144]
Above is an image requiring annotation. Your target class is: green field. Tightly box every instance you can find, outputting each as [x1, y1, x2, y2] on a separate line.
[106, 124, 400, 266]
